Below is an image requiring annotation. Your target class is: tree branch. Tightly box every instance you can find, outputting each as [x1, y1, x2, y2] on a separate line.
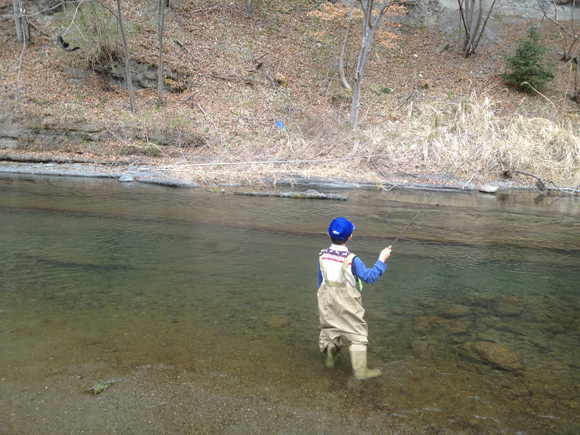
[514, 170, 578, 196]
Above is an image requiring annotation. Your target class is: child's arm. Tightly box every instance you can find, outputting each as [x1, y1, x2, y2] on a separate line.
[352, 245, 392, 284]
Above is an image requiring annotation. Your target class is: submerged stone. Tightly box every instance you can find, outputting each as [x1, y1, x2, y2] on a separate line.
[459, 341, 523, 371]
[439, 304, 472, 318]
[410, 338, 430, 356]
[413, 316, 469, 335]
[497, 295, 525, 316]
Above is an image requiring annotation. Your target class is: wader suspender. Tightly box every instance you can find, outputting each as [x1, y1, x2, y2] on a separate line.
[319, 251, 363, 291]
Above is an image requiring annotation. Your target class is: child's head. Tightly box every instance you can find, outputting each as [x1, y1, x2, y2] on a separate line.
[328, 217, 355, 245]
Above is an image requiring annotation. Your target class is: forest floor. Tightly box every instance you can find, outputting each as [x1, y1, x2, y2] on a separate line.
[1, 0, 580, 191]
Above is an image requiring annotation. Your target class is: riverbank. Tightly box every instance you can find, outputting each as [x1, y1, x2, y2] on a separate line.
[0, 158, 541, 195]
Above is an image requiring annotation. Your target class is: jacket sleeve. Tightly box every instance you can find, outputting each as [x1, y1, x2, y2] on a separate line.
[318, 264, 323, 288]
[352, 256, 387, 284]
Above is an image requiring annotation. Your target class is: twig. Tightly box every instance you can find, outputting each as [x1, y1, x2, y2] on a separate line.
[62, 0, 86, 37]
[265, 68, 277, 89]
[393, 90, 419, 114]
[462, 173, 476, 189]
[27, 20, 51, 37]
[370, 160, 398, 191]
[252, 51, 270, 63]
[173, 38, 202, 64]
[198, 104, 223, 145]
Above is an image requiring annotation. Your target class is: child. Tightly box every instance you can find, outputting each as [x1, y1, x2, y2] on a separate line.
[317, 217, 392, 380]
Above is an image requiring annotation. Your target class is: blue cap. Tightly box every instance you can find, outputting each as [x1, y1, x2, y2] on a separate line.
[328, 217, 355, 240]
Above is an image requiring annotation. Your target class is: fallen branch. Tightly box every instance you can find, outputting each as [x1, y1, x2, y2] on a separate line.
[370, 160, 397, 191]
[515, 170, 578, 196]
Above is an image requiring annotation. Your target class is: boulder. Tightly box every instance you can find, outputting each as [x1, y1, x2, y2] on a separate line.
[478, 184, 499, 193]
[459, 341, 523, 371]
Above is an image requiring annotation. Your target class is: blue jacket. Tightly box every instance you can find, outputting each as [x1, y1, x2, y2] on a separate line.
[318, 255, 387, 288]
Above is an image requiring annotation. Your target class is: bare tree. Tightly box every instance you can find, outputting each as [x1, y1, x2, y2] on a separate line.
[11, 0, 29, 43]
[115, 0, 135, 112]
[458, 0, 497, 57]
[348, 0, 404, 129]
[157, 0, 166, 106]
[339, 2, 355, 91]
[539, 0, 580, 101]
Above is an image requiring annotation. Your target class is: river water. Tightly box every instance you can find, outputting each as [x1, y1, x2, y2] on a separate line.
[1, 175, 579, 434]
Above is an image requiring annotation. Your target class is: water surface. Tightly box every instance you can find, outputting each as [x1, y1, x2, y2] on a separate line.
[1, 175, 579, 434]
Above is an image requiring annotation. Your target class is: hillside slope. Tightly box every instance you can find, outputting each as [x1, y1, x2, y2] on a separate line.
[1, 0, 579, 189]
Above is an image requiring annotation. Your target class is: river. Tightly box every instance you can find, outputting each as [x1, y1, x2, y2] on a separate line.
[1, 174, 579, 434]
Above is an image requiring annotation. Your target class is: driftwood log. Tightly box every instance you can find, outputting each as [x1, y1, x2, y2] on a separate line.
[232, 189, 347, 200]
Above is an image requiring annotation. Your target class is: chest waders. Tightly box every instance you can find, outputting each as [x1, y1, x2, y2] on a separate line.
[317, 250, 382, 380]
[318, 251, 363, 292]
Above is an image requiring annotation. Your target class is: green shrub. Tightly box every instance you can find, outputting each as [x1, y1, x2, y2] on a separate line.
[502, 27, 555, 92]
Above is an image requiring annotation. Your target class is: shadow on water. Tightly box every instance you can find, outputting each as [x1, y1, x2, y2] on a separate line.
[1, 175, 579, 434]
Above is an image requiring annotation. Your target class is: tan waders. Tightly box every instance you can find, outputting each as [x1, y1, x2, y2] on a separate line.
[318, 247, 381, 380]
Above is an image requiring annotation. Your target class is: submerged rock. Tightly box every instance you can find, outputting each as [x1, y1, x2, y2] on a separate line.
[459, 341, 523, 371]
[497, 295, 525, 316]
[439, 304, 472, 318]
[413, 316, 469, 335]
[410, 338, 431, 356]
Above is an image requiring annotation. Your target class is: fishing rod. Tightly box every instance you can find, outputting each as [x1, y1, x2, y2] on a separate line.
[391, 135, 490, 246]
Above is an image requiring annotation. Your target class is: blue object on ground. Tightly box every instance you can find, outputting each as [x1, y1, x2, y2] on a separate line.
[275, 121, 285, 129]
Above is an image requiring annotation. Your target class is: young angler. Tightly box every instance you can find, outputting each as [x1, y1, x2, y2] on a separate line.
[317, 217, 392, 380]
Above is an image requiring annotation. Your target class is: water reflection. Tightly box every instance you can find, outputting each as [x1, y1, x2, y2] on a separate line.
[0, 175, 579, 434]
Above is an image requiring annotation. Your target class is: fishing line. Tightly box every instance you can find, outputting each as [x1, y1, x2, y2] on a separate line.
[391, 136, 489, 246]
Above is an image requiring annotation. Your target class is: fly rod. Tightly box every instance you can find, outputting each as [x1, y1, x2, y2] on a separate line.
[391, 136, 489, 246]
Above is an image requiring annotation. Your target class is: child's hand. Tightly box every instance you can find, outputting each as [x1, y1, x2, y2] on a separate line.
[379, 245, 392, 263]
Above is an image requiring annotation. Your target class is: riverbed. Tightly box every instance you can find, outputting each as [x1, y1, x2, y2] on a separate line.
[1, 174, 579, 434]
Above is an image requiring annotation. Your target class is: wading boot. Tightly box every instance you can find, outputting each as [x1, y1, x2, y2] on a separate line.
[350, 350, 381, 380]
[325, 345, 338, 368]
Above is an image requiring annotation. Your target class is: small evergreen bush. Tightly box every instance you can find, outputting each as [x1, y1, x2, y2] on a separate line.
[502, 27, 555, 93]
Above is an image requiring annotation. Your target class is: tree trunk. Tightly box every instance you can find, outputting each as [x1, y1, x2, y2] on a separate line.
[246, 0, 253, 15]
[116, 0, 136, 112]
[12, 0, 23, 42]
[350, 28, 375, 129]
[461, 0, 473, 52]
[157, 0, 165, 107]
[348, 0, 393, 129]
[464, 0, 482, 57]
[340, 3, 354, 91]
